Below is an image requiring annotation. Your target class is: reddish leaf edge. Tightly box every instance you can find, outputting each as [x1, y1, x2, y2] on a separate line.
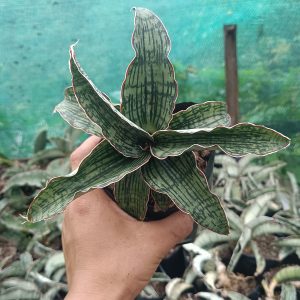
[150, 122, 291, 160]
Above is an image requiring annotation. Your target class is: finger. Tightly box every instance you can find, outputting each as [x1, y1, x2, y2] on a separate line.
[70, 135, 102, 170]
[148, 211, 194, 250]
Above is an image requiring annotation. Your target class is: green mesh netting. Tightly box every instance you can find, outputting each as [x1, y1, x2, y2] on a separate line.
[1, 0, 299, 168]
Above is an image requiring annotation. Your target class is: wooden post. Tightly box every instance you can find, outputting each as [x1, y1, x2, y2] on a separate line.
[224, 25, 239, 125]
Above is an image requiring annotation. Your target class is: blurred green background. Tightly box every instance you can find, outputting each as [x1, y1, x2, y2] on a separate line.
[0, 0, 299, 175]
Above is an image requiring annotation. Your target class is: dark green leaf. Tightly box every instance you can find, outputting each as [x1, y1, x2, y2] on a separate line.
[121, 7, 177, 133]
[114, 169, 150, 220]
[151, 190, 174, 212]
[27, 140, 151, 222]
[141, 153, 228, 234]
[70, 45, 152, 157]
[152, 123, 290, 159]
[54, 87, 103, 136]
[169, 101, 230, 130]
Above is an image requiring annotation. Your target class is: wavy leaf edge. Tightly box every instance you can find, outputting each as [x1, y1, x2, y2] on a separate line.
[120, 7, 178, 131]
[151, 122, 291, 159]
[54, 87, 103, 137]
[141, 153, 229, 235]
[27, 140, 151, 222]
[69, 43, 153, 158]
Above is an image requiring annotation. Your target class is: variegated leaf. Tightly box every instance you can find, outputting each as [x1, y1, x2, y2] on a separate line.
[151, 123, 290, 159]
[251, 240, 266, 275]
[228, 227, 252, 271]
[270, 266, 300, 294]
[169, 101, 231, 130]
[121, 7, 177, 133]
[55, 87, 103, 136]
[114, 169, 150, 220]
[70, 45, 153, 157]
[151, 190, 174, 212]
[141, 153, 228, 234]
[280, 284, 297, 300]
[27, 140, 151, 222]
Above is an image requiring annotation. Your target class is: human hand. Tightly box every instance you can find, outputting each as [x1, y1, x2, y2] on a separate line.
[62, 136, 194, 300]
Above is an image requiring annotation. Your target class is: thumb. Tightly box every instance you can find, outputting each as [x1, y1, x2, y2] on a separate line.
[148, 211, 194, 251]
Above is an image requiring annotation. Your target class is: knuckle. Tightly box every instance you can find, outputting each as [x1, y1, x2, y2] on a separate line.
[66, 198, 91, 217]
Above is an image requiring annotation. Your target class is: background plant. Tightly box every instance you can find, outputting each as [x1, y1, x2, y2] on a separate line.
[0, 131, 299, 299]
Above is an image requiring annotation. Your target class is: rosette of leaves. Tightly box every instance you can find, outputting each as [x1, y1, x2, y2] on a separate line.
[26, 8, 289, 235]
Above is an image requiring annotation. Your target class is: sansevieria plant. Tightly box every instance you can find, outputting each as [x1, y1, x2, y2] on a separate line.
[26, 8, 290, 234]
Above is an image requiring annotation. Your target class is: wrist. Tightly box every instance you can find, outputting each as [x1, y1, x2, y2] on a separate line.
[65, 272, 135, 300]
[65, 291, 133, 300]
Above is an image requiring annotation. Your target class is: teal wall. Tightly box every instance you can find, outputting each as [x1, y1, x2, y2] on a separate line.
[1, 0, 299, 157]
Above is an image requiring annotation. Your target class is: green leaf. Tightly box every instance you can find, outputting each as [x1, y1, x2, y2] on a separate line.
[151, 190, 174, 212]
[228, 227, 252, 271]
[280, 284, 297, 300]
[27, 140, 151, 222]
[141, 152, 228, 234]
[151, 123, 290, 159]
[169, 101, 230, 130]
[276, 237, 300, 248]
[193, 292, 223, 300]
[121, 7, 177, 133]
[252, 221, 295, 237]
[165, 278, 193, 300]
[114, 169, 150, 220]
[242, 192, 276, 224]
[70, 45, 152, 157]
[226, 291, 251, 300]
[3, 170, 50, 193]
[194, 229, 239, 249]
[251, 240, 266, 275]
[45, 252, 65, 278]
[29, 149, 66, 165]
[54, 87, 103, 137]
[34, 130, 48, 153]
[0, 279, 41, 300]
[272, 266, 300, 286]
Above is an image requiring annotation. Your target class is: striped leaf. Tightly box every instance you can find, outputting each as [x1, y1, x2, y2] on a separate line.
[27, 140, 151, 222]
[169, 101, 231, 130]
[70, 45, 153, 157]
[151, 123, 290, 159]
[251, 240, 266, 275]
[114, 169, 150, 220]
[141, 153, 228, 234]
[270, 266, 300, 294]
[151, 190, 174, 212]
[121, 7, 177, 133]
[55, 87, 103, 136]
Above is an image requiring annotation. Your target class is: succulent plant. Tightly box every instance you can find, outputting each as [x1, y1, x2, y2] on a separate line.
[213, 154, 287, 211]
[26, 8, 290, 235]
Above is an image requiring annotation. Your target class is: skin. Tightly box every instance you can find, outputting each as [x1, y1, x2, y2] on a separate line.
[62, 136, 194, 300]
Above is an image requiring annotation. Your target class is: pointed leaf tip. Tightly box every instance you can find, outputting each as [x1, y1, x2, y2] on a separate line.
[55, 87, 103, 136]
[69, 44, 153, 158]
[152, 123, 290, 159]
[142, 153, 229, 234]
[121, 7, 177, 133]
